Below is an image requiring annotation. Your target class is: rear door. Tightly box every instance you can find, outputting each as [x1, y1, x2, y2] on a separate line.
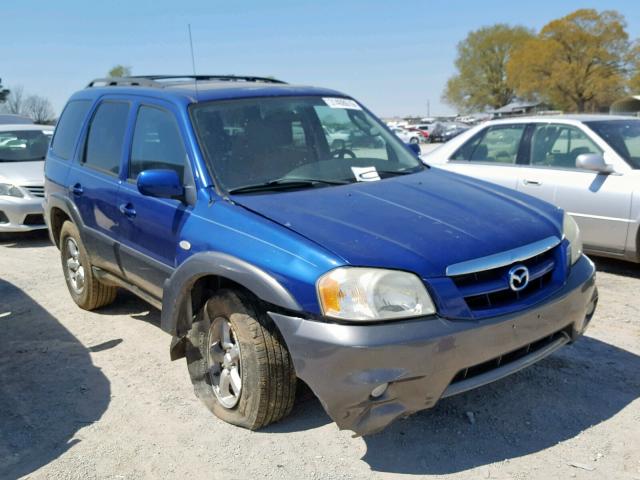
[65, 98, 131, 271]
[116, 101, 195, 298]
[517, 122, 631, 254]
[444, 123, 527, 189]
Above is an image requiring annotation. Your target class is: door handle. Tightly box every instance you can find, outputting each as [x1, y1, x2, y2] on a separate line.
[71, 183, 84, 195]
[523, 179, 542, 186]
[119, 203, 136, 218]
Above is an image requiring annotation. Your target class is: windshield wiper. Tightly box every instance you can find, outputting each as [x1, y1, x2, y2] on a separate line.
[228, 177, 351, 194]
[375, 167, 425, 177]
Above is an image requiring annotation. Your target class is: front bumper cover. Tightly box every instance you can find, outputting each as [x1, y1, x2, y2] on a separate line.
[270, 255, 597, 436]
[0, 196, 45, 232]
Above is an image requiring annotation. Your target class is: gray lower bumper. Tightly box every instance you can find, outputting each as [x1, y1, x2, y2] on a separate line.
[270, 255, 597, 436]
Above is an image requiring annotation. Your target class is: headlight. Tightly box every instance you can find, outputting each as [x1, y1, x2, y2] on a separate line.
[563, 212, 582, 265]
[0, 183, 24, 198]
[317, 267, 436, 321]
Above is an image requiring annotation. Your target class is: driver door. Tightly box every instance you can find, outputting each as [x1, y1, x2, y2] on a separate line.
[117, 102, 195, 298]
[517, 123, 631, 254]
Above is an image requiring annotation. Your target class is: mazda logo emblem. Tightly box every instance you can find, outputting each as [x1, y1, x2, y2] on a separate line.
[508, 265, 530, 292]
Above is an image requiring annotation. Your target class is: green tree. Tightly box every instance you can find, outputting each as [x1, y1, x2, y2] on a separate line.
[107, 65, 132, 77]
[507, 9, 630, 112]
[628, 41, 640, 93]
[443, 24, 534, 112]
[0, 78, 9, 103]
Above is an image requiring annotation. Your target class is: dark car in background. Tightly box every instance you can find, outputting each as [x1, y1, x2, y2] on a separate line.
[429, 122, 470, 143]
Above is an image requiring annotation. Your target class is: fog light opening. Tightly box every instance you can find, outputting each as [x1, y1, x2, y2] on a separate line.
[370, 383, 388, 399]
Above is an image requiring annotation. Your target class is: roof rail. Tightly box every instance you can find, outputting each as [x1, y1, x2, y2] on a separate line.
[86, 75, 287, 88]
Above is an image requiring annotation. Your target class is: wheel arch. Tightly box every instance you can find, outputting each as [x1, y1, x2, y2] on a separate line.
[162, 252, 303, 360]
[45, 193, 85, 249]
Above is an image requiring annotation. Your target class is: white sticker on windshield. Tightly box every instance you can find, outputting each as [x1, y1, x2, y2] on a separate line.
[323, 97, 362, 110]
[351, 166, 381, 182]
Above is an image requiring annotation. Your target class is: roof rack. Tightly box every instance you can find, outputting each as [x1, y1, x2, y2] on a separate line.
[86, 75, 287, 88]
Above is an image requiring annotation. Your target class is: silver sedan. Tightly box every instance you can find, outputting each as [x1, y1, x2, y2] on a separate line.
[423, 115, 640, 263]
[0, 124, 53, 232]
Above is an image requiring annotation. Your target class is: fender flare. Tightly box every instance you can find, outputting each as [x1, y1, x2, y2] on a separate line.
[161, 251, 303, 337]
[45, 192, 86, 248]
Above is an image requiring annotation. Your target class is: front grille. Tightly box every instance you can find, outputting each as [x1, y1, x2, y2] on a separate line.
[451, 247, 557, 312]
[22, 185, 44, 197]
[0, 211, 8, 224]
[23, 214, 45, 226]
[450, 328, 570, 386]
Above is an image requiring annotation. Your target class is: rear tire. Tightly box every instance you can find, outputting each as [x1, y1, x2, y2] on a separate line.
[59, 221, 117, 310]
[186, 289, 296, 430]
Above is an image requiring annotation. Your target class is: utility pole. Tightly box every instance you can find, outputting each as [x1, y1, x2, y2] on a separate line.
[427, 99, 430, 117]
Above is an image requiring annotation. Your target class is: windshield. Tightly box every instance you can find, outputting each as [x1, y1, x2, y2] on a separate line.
[0, 130, 52, 162]
[585, 120, 640, 169]
[191, 96, 424, 192]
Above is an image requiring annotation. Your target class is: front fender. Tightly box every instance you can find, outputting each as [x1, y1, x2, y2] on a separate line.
[161, 251, 303, 339]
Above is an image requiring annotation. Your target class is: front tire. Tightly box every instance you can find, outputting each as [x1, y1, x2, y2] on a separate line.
[59, 221, 117, 310]
[186, 289, 296, 430]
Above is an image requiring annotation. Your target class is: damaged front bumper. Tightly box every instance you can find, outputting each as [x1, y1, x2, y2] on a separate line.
[270, 255, 597, 436]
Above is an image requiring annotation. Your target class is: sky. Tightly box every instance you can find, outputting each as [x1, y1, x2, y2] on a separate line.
[3, 0, 639, 118]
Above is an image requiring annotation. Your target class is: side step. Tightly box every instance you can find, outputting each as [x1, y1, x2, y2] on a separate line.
[92, 267, 163, 311]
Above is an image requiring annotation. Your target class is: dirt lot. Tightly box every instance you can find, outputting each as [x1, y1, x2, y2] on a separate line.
[1, 230, 639, 480]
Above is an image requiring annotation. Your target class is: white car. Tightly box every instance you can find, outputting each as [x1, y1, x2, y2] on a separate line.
[391, 127, 421, 144]
[0, 124, 54, 232]
[423, 115, 640, 263]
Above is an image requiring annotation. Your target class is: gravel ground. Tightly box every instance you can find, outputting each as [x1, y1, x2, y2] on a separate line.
[0, 230, 639, 480]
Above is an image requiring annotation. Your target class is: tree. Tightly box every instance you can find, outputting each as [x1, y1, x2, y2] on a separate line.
[0, 78, 8, 103]
[443, 25, 534, 112]
[108, 65, 132, 77]
[24, 95, 55, 124]
[507, 9, 630, 112]
[628, 41, 640, 93]
[4, 86, 26, 115]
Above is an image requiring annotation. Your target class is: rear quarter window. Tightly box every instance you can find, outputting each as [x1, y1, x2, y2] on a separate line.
[50, 100, 92, 160]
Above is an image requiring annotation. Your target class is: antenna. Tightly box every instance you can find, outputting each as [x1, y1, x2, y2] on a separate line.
[187, 24, 199, 101]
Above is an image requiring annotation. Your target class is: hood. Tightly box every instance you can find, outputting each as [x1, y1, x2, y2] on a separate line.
[0, 161, 44, 185]
[232, 169, 562, 278]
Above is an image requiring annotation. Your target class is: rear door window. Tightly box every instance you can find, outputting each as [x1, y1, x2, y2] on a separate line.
[83, 101, 130, 175]
[50, 100, 92, 160]
[451, 124, 525, 164]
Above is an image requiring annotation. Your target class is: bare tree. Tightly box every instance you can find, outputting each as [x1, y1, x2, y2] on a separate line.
[4, 86, 26, 115]
[24, 95, 55, 124]
[0, 78, 9, 103]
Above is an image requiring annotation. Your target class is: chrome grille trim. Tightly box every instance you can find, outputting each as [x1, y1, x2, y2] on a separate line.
[446, 236, 561, 277]
[21, 185, 45, 198]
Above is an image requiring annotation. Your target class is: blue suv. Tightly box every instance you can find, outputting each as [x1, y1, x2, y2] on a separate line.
[44, 75, 598, 436]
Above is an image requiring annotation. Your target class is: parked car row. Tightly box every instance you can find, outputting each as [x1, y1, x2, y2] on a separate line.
[388, 121, 472, 144]
[32, 74, 599, 439]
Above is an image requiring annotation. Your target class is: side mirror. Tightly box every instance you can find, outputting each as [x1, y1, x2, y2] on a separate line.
[137, 169, 184, 199]
[407, 142, 421, 156]
[576, 153, 614, 174]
